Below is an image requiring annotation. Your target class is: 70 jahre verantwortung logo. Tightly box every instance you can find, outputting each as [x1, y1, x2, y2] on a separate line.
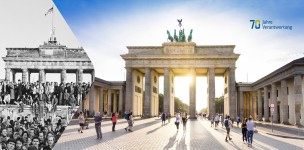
[250, 20, 292, 30]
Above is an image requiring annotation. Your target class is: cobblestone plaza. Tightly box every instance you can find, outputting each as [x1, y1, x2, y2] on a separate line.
[55, 118, 303, 150]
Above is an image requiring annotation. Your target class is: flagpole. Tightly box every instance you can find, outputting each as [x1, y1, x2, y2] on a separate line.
[52, 5, 54, 40]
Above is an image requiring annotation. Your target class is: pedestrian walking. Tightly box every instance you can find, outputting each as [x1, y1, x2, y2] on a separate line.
[236, 116, 241, 127]
[246, 117, 255, 147]
[124, 111, 130, 131]
[241, 118, 248, 143]
[182, 113, 188, 131]
[214, 114, 219, 128]
[219, 115, 223, 127]
[175, 113, 180, 132]
[126, 113, 134, 132]
[84, 109, 87, 118]
[111, 112, 118, 131]
[78, 112, 84, 133]
[161, 112, 166, 125]
[210, 115, 214, 127]
[224, 115, 232, 142]
[94, 112, 102, 139]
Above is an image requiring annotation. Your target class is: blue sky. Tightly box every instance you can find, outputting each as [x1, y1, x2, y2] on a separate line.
[0, 0, 303, 110]
[52, 0, 304, 110]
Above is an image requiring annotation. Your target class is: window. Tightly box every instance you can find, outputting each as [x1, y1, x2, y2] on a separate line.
[135, 86, 141, 93]
[153, 86, 157, 94]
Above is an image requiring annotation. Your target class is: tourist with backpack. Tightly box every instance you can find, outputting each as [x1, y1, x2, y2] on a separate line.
[126, 112, 134, 132]
[124, 111, 130, 131]
[224, 115, 232, 142]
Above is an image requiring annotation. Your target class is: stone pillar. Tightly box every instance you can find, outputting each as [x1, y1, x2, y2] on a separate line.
[12, 70, 16, 83]
[5, 68, 11, 81]
[257, 89, 262, 120]
[77, 69, 83, 83]
[144, 68, 152, 117]
[39, 69, 45, 83]
[245, 92, 250, 118]
[61, 69, 67, 83]
[249, 92, 252, 117]
[89, 86, 95, 117]
[264, 86, 269, 121]
[252, 92, 257, 120]
[280, 80, 288, 124]
[91, 70, 95, 83]
[125, 68, 133, 112]
[113, 91, 117, 113]
[294, 75, 303, 125]
[99, 88, 104, 115]
[108, 89, 112, 115]
[119, 88, 123, 115]
[164, 68, 172, 114]
[239, 91, 244, 119]
[228, 67, 237, 118]
[271, 83, 278, 123]
[207, 67, 215, 117]
[189, 68, 196, 119]
[28, 70, 31, 83]
[22, 68, 28, 83]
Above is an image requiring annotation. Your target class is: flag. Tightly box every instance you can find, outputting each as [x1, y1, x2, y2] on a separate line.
[45, 7, 53, 16]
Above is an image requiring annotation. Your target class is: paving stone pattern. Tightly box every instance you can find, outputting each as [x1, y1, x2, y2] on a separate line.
[54, 117, 304, 150]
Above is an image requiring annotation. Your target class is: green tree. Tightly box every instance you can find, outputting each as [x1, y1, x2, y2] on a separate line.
[159, 93, 164, 113]
[158, 94, 189, 114]
[200, 107, 208, 113]
[215, 96, 224, 114]
[174, 97, 189, 113]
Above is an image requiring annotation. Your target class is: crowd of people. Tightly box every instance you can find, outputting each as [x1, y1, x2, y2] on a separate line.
[0, 80, 91, 113]
[207, 113, 255, 147]
[0, 113, 66, 150]
[0, 79, 91, 150]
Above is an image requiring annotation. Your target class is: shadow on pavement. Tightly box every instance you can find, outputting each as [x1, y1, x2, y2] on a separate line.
[163, 133, 178, 150]
[55, 118, 161, 149]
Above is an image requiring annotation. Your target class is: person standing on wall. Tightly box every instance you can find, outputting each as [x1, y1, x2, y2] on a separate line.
[94, 112, 102, 139]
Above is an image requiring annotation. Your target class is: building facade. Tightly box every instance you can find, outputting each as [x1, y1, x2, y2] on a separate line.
[83, 77, 125, 116]
[237, 57, 304, 125]
[2, 39, 94, 83]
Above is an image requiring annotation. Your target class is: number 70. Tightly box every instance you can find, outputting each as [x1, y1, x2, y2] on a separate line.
[250, 20, 260, 29]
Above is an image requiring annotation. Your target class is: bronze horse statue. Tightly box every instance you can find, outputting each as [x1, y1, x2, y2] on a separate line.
[188, 29, 193, 42]
[174, 29, 178, 42]
[167, 30, 173, 42]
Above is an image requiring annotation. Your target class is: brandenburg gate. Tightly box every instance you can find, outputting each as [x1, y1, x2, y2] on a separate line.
[121, 29, 239, 118]
[2, 38, 94, 83]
